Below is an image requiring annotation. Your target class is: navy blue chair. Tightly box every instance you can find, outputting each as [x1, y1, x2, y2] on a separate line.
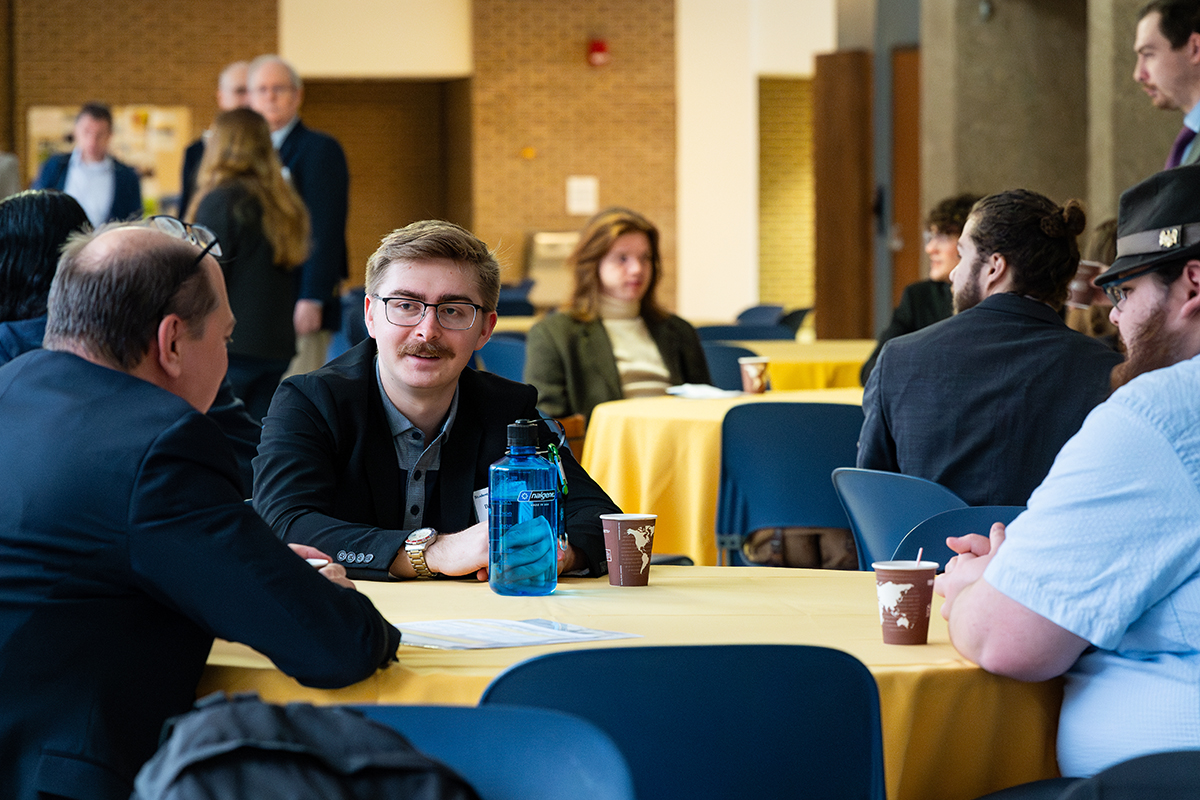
[717, 403, 863, 565]
[781, 307, 812, 334]
[831, 467, 968, 571]
[892, 505, 1025, 571]
[477, 333, 527, 382]
[480, 645, 886, 800]
[696, 324, 794, 341]
[735, 304, 785, 326]
[354, 704, 635, 800]
[700, 342, 758, 391]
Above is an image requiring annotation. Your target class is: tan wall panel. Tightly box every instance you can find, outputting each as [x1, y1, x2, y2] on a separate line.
[301, 81, 450, 289]
[759, 78, 814, 313]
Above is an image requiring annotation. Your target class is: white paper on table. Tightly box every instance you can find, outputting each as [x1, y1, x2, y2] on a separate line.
[396, 618, 640, 650]
[666, 383, 743, 399]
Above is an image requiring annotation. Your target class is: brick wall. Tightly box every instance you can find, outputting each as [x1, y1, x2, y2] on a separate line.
[471, 0, 677, 303]
[759, 78, 815, 315]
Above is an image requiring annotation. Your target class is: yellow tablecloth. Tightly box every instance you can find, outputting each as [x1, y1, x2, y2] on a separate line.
[581, 388, 864, 566]
[728, 339, 875, 390]
[492, 315, 540, 334]
[200, 567, 1061, 800]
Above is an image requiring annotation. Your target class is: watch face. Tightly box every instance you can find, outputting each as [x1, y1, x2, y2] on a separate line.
[407, 528, 436, 547]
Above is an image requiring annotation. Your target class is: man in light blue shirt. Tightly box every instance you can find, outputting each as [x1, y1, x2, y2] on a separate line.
[936, 164, 1200, 778]
[32, 103, 142, 225]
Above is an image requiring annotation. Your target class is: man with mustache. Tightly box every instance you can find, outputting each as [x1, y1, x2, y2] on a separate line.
[935, 165, 1200, 779]
[254, 220, 618, 580]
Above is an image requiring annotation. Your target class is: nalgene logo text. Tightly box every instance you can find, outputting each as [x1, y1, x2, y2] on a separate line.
[517, 490, 557, 502]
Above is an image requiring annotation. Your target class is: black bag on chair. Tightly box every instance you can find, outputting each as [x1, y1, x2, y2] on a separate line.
[132, 693, 481, 800]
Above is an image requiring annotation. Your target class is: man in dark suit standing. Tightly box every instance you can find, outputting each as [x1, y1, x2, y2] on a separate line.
[32, 102, 142, 225]
[858, 189, 1124, 506]
[179, 60, 250, 216]
[0, 220, 400, 800]
[248, 54, 349, 375]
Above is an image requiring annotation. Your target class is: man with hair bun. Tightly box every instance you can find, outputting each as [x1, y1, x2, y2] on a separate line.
[858, 189, 1124, 506]
[861, 193, 981, 384]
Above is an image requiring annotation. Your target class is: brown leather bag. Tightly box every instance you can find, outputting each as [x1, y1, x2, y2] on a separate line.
[741, 527, 858, 570]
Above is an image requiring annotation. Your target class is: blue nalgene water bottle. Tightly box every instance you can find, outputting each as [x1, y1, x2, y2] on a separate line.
[488, 419, 561, 596]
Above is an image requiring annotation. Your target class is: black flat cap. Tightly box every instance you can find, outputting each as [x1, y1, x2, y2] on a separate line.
[1098, 163, 1200, 286]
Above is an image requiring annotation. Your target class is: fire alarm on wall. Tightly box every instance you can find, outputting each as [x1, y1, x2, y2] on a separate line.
[588, 39, 610, 67]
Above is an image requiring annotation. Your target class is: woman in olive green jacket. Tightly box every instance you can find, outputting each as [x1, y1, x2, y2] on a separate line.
[525, 208, 709, 422]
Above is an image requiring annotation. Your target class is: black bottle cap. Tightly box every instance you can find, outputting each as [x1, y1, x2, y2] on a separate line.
[507, 419, 538, 449]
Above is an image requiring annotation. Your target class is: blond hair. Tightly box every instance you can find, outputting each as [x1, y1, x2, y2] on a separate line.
[187, 108, 309, 268]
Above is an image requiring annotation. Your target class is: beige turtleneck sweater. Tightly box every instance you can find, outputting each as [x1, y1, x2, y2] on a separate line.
[599, 295, 671, 398]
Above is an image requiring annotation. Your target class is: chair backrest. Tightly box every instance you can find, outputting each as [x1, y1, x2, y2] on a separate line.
[735, 304, 785, 326]
[1058, 749, 1200, 800]
[695, 324, 795, 341]
[892, 506, 1025, 571]
[354, 704, 635, 800]
[717, 403, 863, 562]
[700, 342, 758, 391]
[477, 334, 527, 382]
[780, 307, 812, 334]
[831, 468, 968, 570]
[480, 645, 885, 800]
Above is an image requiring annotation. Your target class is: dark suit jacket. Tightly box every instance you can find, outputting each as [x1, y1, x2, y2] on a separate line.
[253, 338, 619, 577]
[193, 182, 296, 361]
[32, 152, 142, 222]
[860, 280, 953, 385]
[277, 120, 349, 330]
[179, 136, 205, 216]
[0, 349, 400, 800]
[858, 293, 1124, 506]
[524, 312, 711, 421]
[0, 315, 261, 495]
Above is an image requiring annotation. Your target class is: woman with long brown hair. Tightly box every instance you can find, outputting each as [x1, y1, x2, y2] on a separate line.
[524, 207, 708, 422]
[188, 107, 309, 421]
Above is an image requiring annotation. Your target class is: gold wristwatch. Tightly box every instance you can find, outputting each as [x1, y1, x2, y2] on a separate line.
[404, 527, 438, 578]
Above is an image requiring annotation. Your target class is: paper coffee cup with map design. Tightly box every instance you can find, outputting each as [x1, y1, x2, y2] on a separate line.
[871, 560, 938, 644]
[601, 513, 657, 586]
[737, 356, 770, 394]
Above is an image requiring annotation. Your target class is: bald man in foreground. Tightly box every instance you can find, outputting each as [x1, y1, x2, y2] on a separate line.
[0, 219, 400, 800]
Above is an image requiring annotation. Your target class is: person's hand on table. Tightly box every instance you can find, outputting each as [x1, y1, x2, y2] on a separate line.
[287, 543, 355, 590]
[934, 522, 1006, 619]
[389, 522, 490, 581]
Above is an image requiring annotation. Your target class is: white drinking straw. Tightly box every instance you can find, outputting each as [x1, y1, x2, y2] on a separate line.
[916, 547, 924, 564]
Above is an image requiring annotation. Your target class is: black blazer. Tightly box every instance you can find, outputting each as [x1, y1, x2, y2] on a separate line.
[254, 338, 620, 577]
[277, 120, 349, 330]
[858, 293, 1124, 506]
[860, 280, 953, 385]
[0, 350, 399, 800]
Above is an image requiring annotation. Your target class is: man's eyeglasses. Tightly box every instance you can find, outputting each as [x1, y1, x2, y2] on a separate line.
[1103, 282, 1130, 311]
[372, 295, 483, 330]
[148, 216, 223, 265]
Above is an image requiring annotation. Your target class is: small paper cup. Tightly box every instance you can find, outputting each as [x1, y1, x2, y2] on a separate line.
[871, 560, 938, 645]
[601, 513, 657, 586]
[737, 356, 771, 393]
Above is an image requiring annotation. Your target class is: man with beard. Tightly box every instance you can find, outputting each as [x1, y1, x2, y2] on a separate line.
[857, 189, 1123, 505]
[253, 220, 619, 580]
[934, 165, 1200, 780]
